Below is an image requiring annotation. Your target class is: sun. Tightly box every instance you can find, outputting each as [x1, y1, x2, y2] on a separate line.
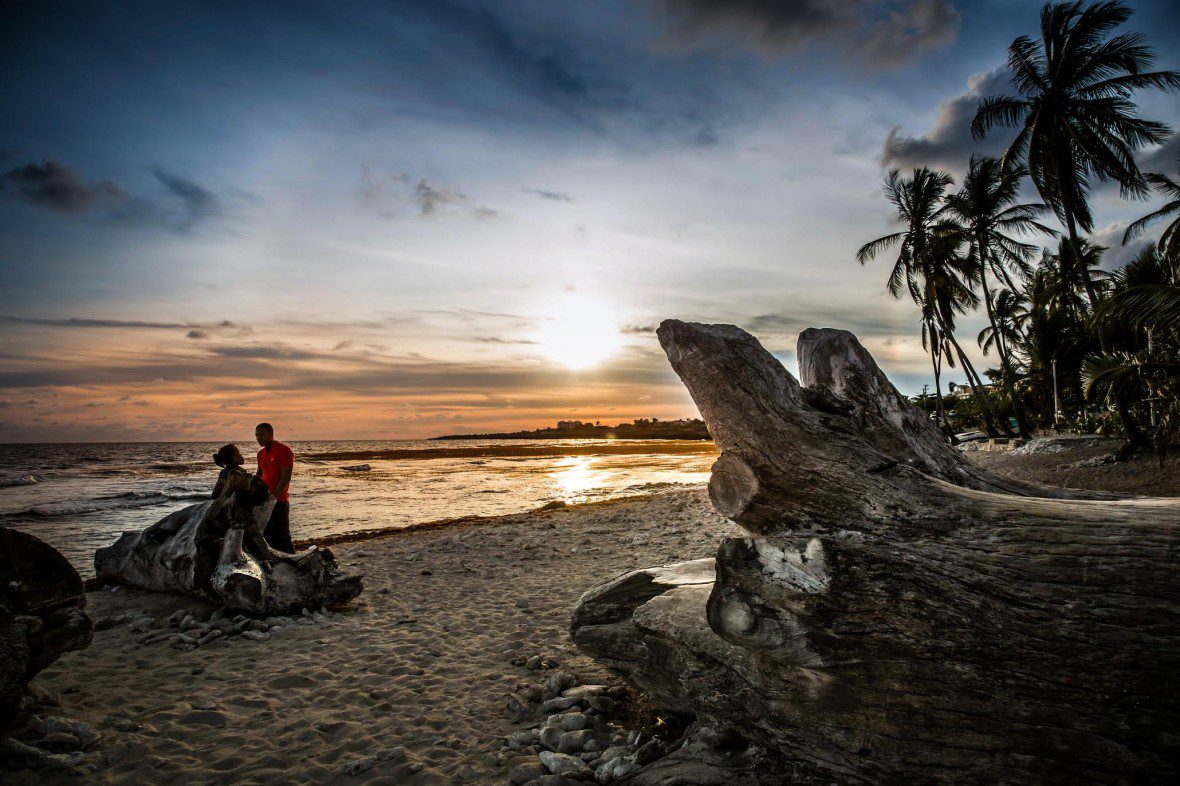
[534, 293, 624, 370]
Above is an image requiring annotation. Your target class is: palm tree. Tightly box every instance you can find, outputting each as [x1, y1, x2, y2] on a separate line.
[1123, 153, 1180, 265]
[978, 287, 1026, 360]
[945, 155, 1054, 436]
[971, 0, 1180, 316]
[857, 168, 1007, 436]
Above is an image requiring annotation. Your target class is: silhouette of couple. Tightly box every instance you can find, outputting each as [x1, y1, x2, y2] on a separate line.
[211, 422, 295, 554]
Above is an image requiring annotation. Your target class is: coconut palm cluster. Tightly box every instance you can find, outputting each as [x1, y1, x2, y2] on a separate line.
[859, 0, 1180, 462]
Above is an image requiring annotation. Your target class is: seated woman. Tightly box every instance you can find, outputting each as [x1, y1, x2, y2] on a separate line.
[210, 444, 281, 564]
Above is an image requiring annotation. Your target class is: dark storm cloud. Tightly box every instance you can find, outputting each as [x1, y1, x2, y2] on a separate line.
[151, 166, 219, 228]
[524, 188, 574, 203]
[647, 0, 959, 68]
[880, 68, 1012, 172]
[0, 160, 127, 214]
[412, 0, 592, 102]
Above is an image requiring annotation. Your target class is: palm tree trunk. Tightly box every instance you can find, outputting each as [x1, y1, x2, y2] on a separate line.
[940, 321, 1008, 437]
[931, 344, 947, 436]
[980, 244, 1033, 438]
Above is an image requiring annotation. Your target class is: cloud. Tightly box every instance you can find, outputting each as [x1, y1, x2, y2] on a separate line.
[333, 340, 354, 351]
[417, 1, 593, 102]
[151, 166, 219, 228]
[414, 179, 468, 215]
[647, 0, 959, 69]
[880, 67, 1012, 172]
[1092, 221, 1151, 270]
[0, 160, 127, 214]
[0, 315, 246, 333]
[1139, 133, 1179, 175]
[524, 188, 574, 202]
[473, 336, 540, 345]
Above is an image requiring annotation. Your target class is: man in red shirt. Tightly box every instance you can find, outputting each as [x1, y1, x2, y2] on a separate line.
[255, 422, 295, 553]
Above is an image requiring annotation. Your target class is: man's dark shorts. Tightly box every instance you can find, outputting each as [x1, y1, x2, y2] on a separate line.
[265, 501, 295, 553]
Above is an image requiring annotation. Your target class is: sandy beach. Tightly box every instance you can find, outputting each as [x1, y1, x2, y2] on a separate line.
[7, 438, 1176, 785]
[12, 490, 739, 785]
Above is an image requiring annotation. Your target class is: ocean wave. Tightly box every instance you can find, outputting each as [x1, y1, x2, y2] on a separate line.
[0, 475, 38, 487]
[3, 490, 210, 519]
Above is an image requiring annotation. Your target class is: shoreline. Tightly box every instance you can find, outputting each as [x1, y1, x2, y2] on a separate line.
[18, 440, 1177, 784]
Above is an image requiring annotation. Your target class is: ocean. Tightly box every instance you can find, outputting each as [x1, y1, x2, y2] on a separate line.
[0, 439, 717, 574]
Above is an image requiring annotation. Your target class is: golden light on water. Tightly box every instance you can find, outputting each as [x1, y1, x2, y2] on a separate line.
[534, 292, 624, 370]
[553, 455, 612, 499]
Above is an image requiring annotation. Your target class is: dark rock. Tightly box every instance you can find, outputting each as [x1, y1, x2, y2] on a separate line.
[1, 528, 93, 729]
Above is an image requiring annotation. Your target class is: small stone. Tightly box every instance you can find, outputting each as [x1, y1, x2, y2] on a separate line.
[376, 746, 407, 763]
[541, 696, 580, 712]
[407, 762, 425, 774]
[525, 655, 544, 670]
[557, 729, 594, 754]
[240, 630, 270, 642]
[38, 731, 82, 749]
[560, 685, 607, 700]
[549, 712, 590, 732]
[537, 750, 589, 777]
[586, 696, 616, 714]
[167, 609, 186, 625]
[197, 629, 223, 646]
[538, 726, 562, 751]
[596, 755, 640, 783]
[128, 616, 155, 633]
[507, 731, 534, 750]
[542, 671, 578, 701]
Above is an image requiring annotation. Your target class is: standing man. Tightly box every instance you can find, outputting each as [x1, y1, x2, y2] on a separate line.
[255, 422, 295, 553]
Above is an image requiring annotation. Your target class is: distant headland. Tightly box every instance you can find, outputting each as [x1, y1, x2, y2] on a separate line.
[433, 418, 711, 441]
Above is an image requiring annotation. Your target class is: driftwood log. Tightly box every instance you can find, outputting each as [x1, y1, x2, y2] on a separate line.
[572, 321, 1179, 783]
[1, 528, 93, 728]
[95, 473, 362, 614]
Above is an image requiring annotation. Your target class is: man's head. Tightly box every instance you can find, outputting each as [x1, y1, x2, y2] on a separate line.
[255, 422, 275, 447]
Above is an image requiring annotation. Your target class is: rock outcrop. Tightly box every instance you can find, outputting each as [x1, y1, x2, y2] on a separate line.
[95, 473, 362, 614]
[1, 528, 93, 728]
[572, 321, 1180, 783]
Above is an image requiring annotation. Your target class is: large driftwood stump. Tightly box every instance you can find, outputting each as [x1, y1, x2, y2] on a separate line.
[1, 528, 93, 728]
[95, 474, 362, 614]
[572, 321, 1179, 784]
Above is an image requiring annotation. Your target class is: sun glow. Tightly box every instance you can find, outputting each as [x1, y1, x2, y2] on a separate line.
[534, 292, 624, 370]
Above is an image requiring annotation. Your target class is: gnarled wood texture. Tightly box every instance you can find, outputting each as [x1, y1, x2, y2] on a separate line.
[572, 321, 1179, 784]
[95, 473, 362, 614]
[1, 528, 93, 728]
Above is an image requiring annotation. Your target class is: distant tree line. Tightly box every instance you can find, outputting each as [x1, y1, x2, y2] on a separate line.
[436, 417, 711, 441]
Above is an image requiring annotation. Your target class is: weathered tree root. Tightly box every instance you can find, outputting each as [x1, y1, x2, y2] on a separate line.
[95, 479, 362, 615]
[572, 321, 1180, 784]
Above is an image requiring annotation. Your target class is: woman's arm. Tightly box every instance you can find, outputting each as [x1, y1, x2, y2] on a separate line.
[212, 476, 226, 498]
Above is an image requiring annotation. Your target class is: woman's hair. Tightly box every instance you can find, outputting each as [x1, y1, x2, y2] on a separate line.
[213, 443, 238, 468]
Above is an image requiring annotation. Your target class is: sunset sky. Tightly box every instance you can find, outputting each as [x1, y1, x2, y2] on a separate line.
[2, 0, 1178, 442]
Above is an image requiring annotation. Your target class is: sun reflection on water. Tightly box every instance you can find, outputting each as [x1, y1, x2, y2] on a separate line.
[552, 455, 613, 500]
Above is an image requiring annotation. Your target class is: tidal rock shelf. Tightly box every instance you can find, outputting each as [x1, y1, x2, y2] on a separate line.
[571, 321, 1180, 784]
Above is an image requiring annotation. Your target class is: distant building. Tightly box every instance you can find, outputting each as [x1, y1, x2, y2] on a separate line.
[556, 420, 584, 430]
